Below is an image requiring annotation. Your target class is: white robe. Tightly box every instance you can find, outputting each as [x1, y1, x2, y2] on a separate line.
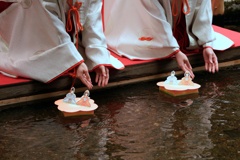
[0, 0, 124, 83]
[104, 0, 234, 60]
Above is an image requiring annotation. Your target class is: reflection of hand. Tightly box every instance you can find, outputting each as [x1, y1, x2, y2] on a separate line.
[76, 63, 93, 89]
[94, 65, 109, 87]
[203, 47, 219, 73]
[175, 51, 195, 79]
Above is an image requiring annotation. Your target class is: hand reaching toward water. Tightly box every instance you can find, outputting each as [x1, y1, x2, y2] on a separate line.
[76, 62, 93, 89]
[94, 65, 109, 87]
[203, 47, 219, 73]
[175, 51, 195, 79]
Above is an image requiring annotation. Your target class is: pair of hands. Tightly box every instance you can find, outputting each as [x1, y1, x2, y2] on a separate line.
[76, 47, 218, 88]
[76, 63, 109, 89]
[175, 47, 219, 78]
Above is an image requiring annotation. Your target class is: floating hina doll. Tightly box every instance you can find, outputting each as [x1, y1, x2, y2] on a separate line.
[164, 71, 178, 85]
[179, 71, 194, 86]
[157, 71, 201, 96]
[55, 88, 98, 117]
[77, 90, 91, 107]
[63, 87, 77, 104]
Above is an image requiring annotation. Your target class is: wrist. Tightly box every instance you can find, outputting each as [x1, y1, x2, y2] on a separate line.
[203, 46, 213, 52]
[203, 46, 213, 50]
[172, 49, 181, 56]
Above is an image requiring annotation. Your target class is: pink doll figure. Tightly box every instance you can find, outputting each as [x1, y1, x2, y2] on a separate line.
[77, 90, 91, 107]
[179, 71, 194, 86]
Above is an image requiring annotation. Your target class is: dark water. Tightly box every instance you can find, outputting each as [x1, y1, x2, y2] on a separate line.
[0, 67, 240, 160]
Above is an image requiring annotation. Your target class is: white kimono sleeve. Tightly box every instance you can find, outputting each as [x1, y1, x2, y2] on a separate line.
[189, 0, 233, 50]
[81, 0, 124, 70]
[187, 0, 216, 47]
[160, 0, 233, 50]
[0, 0, 84, 83]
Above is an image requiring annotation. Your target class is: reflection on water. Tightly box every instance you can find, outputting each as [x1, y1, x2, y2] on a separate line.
[0, 67, 240, 160]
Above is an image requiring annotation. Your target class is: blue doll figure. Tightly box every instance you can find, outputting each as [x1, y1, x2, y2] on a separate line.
[63, 87, 77, 104]
[164, 71, 178, 85]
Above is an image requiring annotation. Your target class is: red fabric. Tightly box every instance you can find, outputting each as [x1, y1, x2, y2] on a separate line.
[172, 10, 199, 54]
[213, 25, 240, 47]
[0, 74, 31, 86]
[0, 2, 13, 13]
[173, 9, 189, 51]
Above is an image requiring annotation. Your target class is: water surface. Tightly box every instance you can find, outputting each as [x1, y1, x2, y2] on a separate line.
[0, 67, 240, 160]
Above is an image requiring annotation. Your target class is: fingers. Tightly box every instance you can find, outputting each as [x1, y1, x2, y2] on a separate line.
[95, 66, 109, 87]
[181, 63, 194, 79]
[83, 70, 93, 89]
[178, 62, 194, 79]
[203, 47, 219, 73]
[213, 55, 219, 72]
[77, 64, 110, 88]
[102, 67, 109, 86]
[205, 62, 209, 71]
[176, 51, 194, 79]
[187, 69, 195, 79]
[79, 72, 93, 89]
[84, 70, 92, 83]
[79, 75, 93, 89]
[76, 63, 93, 89]
[184, 59, 194, 78]
[208, 53, 214, 73]
[207, 54, 218, 73]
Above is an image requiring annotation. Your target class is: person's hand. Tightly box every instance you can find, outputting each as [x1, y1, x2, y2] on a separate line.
[76, 63, 93, 89]
[203, 47, 219, 73]
[175, 51, 195, 79]
[94, 65, 109, 87]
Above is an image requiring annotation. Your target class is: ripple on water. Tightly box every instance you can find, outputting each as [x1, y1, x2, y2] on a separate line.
[0, 69, 240, 159]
